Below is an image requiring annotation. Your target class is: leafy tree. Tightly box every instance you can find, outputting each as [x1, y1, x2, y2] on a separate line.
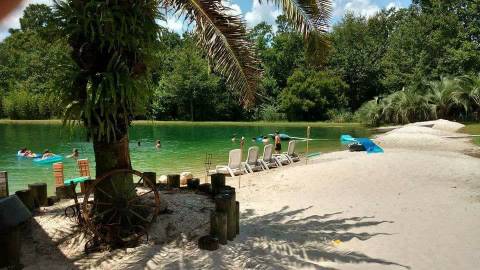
[328, 11, 394, 110]
[280, 70, 348, 121]
[19, 4, 58, 39]
[54, 0, 331, 225]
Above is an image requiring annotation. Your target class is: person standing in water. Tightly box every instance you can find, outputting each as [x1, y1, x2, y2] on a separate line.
[274, 131, 282, 154]
[155, 140, 161, 149]
[240, 136, 245, 149]
[262, 135, 269, 145]
[67, 148, 79, 159]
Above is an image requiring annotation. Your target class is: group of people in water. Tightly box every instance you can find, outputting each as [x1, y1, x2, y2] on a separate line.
[18, 148, 79, 159]
[232, 131, 283, 154]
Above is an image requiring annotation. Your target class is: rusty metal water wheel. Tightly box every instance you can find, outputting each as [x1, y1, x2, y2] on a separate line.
[81, 169, 160, 251]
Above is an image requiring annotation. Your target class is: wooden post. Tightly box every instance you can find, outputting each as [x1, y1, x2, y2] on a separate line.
[216, 211, 227, 245]
[306, 126, 311, 164]
[0, 171, 8, 198]
[198, 235, 219, 251]
[187, 178, 200, 189]
[220, 187, 236, 241]
[28, 183, 47, 207]
[143, 172, 156, 187]
[77, 159, 90, 193]
[211, 173, 225, 195]
[14, 190, 34, 212]
[53, 162, 72, 199]
[210, 210, 217, 236]
[167, 174, 180, 188]
[236, 201, 240, 235]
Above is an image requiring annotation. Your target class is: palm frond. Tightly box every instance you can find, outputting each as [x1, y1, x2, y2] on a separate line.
[260, 0, 332, 38]
[162, 0, 261, 106]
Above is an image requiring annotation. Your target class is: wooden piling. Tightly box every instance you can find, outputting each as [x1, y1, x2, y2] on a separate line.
[14, 190, 34, 212]
[210, 210, 217, 236]
[220, 187, 236, 241]
[28, 183, 47, 207]
[187, 178, 200, 189]
[216, 211, 227, 245]
[0, 171, 8, 198]
[211, 173, 225, 195]
[236, 201, 240, 235]
[143, 172, 156, 187]
[198, 235, 219, 251]
[167, 174, 180, 188]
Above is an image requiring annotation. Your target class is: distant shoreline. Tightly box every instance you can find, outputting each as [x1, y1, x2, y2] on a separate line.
[0, 119, 361, 128]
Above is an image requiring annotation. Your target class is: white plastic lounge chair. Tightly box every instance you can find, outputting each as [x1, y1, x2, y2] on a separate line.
[258, 144, 282, 170]
[215, 149, 247, 177]
[274, 140, 301, 165]
[242, 146, 264, 173]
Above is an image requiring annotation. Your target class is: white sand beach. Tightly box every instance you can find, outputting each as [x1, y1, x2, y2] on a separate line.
[20, 120, 480, 269]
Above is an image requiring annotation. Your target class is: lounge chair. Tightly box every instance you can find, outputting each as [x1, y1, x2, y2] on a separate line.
[258, 144, 282, 170]
[242, 146, 264, 173]
[275, 140, 301, 165]
[215, 149, 247, 177]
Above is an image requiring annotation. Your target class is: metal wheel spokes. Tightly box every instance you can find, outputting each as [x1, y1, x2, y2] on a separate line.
[82, 169, 160, 248]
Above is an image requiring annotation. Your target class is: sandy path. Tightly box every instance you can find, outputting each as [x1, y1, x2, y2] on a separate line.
[228, 149, 480, 269]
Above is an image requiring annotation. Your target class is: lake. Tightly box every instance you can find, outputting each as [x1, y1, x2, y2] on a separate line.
[0, 121, 372, 195]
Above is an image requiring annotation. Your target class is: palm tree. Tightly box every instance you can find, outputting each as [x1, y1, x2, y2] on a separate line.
[427, 76, 464, 119]
[456, 74, 480, 119]
[54, 1, 331, 192]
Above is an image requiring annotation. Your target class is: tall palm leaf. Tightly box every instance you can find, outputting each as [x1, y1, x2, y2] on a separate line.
[163, 0, 332, 105]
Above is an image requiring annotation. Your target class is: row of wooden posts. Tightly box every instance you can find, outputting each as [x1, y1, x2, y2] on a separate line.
[199, 173, 240, 250]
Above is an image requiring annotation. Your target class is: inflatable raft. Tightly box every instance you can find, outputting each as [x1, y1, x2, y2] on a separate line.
[33, 155, 64, 164]
[17, 151, 40, 158]
[340, 134, 384, 154]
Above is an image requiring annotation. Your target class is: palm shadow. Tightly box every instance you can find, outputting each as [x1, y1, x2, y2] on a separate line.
[232, 206, 410, 269]
[115, 206, 409, 270]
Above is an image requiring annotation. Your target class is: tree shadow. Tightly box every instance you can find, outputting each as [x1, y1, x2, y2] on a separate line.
[233, 206, 410, 269]
[110, 206, 409, 270]
[20, 218, 81, 269]
[22, 199, 410, 269]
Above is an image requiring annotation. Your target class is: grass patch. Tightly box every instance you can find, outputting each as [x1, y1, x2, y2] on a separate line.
[463, 123, 480, 145]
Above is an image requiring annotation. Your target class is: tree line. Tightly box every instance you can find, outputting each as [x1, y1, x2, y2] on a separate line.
[0, 0, 479, 124]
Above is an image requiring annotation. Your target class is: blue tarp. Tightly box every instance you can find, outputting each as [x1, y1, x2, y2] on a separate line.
[339, 134, 384, 154]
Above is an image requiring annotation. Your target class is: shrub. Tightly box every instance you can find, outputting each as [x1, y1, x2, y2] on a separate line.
[326, 109, 355, 123]
[258, 103, 287, 121]
[279, 70, 348, 121]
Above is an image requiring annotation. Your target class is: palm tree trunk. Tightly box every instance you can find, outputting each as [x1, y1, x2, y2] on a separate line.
[93, 131, 134, 203]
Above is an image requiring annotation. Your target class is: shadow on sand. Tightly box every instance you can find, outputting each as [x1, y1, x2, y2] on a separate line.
[101, 206, 409, 270]
[22, 203, 410, 269]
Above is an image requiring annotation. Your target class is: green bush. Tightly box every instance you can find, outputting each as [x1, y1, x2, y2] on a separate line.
[279, 70, 348, 121]
[355, 99, 382, 126]
[2, 90, 58, 119]
[258, 103, 287, 121]
[326, 109, 355, 123]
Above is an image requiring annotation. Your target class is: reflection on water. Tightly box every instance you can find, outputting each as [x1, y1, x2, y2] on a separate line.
[0, 123, 371, 194]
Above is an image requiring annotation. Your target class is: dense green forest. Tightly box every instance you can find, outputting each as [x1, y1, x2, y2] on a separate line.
[0, 0, 479, 125]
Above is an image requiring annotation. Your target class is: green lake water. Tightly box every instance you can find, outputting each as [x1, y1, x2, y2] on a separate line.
[0, 122, 372, 195]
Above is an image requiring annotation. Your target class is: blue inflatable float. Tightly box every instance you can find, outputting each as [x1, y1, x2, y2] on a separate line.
[33, 155, 64, 164]
[340, 134, 384, 154]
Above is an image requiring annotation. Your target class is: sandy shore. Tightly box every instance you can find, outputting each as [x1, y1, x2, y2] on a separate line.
[20, 120, 480, 269]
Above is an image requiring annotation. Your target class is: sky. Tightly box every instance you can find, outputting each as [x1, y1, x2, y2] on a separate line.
[0, 0, 412, 41]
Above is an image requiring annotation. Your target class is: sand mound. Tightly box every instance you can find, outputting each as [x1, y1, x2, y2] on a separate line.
[407, 119, 465, 133]
[374, 120, 474, 152]
[375, 132, 473, 152]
